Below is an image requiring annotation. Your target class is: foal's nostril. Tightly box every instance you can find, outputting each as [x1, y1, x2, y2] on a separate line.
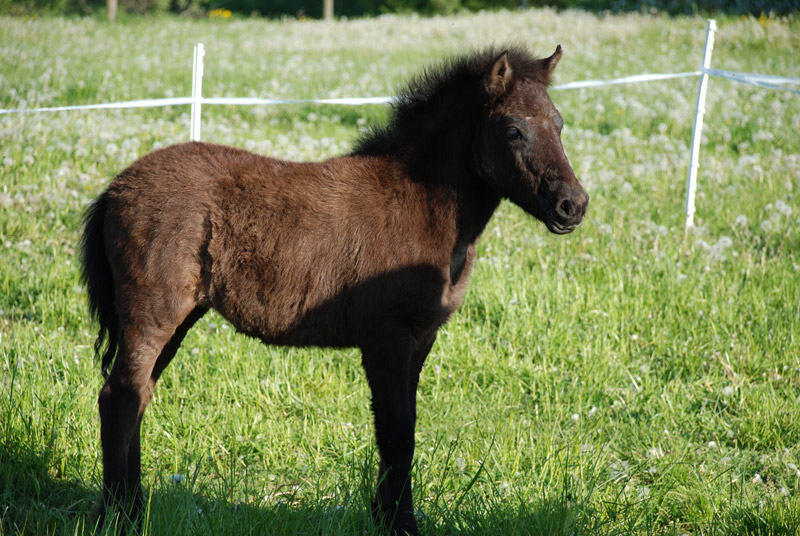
[557, 198, 574, 219]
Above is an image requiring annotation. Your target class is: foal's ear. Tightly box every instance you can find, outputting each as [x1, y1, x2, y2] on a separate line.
[485, 51, 514, 100]
[541, 45, 563, 83]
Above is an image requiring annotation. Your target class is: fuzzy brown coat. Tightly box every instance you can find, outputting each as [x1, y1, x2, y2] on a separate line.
[81, 46, 588, 536]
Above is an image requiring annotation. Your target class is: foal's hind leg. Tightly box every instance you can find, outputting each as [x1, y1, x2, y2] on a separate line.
[122, 307, 208, 509]
[98, 302, 203, 524]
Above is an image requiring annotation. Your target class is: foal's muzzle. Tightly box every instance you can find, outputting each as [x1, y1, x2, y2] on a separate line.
[546, 188, 589, 234]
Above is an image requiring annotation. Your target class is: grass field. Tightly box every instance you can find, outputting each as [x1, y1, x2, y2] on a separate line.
[2, 9, 800, 535]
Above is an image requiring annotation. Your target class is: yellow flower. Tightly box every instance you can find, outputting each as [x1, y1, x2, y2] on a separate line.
[209, 8, 232, 19]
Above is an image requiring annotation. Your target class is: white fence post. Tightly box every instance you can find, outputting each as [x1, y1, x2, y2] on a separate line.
[190, 43, 205, 142]
[684, 19, 717, 231]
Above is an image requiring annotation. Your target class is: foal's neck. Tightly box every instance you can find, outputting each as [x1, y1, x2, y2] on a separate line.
[401, 112, 501, 282]
[415, 112, 500, 242]
[353, 88, 501, 254]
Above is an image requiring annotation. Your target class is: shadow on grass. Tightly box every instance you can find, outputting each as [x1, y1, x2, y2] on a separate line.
[0, 435, 99, 535]
[0, 433, 377, 536]
[1, 433, 615, 536]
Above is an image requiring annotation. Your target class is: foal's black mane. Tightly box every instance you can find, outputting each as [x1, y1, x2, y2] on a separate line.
[352, 46, 551, 158]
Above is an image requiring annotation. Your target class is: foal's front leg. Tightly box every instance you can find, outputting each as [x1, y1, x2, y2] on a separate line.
[361, 328, 434, 536]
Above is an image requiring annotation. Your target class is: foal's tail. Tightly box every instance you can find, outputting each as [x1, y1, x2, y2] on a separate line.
[80, 193, 118, 379]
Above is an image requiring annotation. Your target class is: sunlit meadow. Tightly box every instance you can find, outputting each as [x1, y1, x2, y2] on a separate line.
[1, 9, 799, 536]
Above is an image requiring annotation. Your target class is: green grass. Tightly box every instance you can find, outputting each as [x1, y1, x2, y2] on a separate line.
[2, 9, 800, 536]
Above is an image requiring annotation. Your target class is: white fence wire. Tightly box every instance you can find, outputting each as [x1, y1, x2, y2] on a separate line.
[1, 19, 798, 229]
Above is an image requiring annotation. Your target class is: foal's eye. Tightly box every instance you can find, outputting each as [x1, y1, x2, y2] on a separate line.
[505, 126, 522, 140]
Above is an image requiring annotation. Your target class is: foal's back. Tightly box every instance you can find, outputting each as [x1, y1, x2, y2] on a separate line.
[104, 141, 462, 349]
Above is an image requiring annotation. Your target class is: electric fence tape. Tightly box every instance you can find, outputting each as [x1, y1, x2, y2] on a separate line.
[704, 68, 800, 95]
[2, 70, 796, 116]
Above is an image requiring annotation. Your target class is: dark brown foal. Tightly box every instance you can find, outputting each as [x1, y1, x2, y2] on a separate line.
[81, 45, 587, 535]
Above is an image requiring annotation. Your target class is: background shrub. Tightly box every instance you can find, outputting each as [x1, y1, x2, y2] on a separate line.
[2, 0, 796, 17]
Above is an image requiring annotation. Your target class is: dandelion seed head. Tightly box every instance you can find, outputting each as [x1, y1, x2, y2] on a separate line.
[455, 456, 466, 473]
[752, 130, 775, 143]
[774, 200, 792, 216]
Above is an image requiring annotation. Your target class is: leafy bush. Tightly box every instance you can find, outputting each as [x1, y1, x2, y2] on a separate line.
[0, 0, 796, 20]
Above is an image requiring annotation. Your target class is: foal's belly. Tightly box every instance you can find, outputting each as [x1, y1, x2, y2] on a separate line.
[222, 293, 355, 349]
[205, 245, 457, 350]
[206, 250, 358, 348]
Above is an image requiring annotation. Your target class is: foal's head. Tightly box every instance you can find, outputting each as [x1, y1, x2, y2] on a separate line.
[475, 47, 588, 234]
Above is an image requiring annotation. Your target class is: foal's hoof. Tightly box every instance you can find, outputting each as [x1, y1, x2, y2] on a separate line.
[371, 501, 419, 536]
[392, 519, 420, 536]
[94, 495, 145, 534]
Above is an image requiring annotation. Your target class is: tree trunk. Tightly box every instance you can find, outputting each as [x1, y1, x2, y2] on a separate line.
[107, 0, 118, 20]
